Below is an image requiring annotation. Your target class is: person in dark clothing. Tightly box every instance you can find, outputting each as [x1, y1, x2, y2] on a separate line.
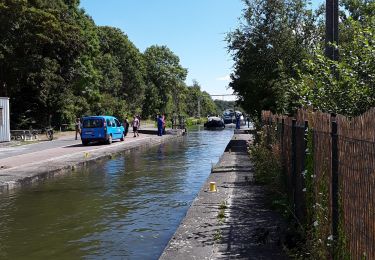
[75, 118, 81, 140]
[124, 117, 130, 136]
[235, 114, 241, 129]
[157, 115, 163, 136]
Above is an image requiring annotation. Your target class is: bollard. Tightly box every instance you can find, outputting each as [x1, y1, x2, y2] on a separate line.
[209, 182, 217, 192]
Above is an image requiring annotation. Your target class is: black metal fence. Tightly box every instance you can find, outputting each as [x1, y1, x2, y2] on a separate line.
[262, 108, 375, 259]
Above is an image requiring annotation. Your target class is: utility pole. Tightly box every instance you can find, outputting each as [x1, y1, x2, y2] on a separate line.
[325, 0, 339, 61]
[326, 0, 339, 254]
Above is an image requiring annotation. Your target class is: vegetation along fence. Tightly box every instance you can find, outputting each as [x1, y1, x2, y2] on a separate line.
[262, 108, 375, 259]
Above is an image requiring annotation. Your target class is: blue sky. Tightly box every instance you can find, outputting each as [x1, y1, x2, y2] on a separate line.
[80, 0, 321, 101]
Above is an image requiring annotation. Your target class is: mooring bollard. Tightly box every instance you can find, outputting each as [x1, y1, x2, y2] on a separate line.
[209, 182, 217, 192]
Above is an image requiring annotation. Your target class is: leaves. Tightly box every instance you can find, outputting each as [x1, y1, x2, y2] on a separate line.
[227, 0, 316, 119]
[143, 45, 188, 115]
[0, 1, 224, 128]
[286, 14, 375, 116]
[229, 0, 375, 118]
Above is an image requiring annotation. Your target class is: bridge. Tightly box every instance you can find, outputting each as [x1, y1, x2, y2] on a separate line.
[210, 94, 236, 101]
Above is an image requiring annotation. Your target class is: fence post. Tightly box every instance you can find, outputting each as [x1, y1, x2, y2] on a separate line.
[303, 120, 309, 173]
[276, 117, 280, 140]
[269, 117, 273, 144]
[331, 117, 339, 251]
[292, 119, 297, 213]
[301, 120, 309, 223]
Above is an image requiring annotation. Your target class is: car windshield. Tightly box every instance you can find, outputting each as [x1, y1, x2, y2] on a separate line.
[82, 118, 103, 128]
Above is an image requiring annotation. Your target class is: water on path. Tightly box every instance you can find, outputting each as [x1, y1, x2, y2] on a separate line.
[0, 127, 233, 259]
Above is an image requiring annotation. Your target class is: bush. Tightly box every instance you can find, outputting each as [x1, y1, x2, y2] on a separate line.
[185, 117, 207, 126]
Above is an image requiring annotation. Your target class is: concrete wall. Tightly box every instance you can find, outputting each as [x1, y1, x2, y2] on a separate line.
[0, 97, 10, 142]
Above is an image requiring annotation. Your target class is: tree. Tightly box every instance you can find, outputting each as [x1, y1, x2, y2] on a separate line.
[184, 80, 217, 117]
[213, 100, 236, 115]
[284, 5, 375, 116]
[227, 0, 317, 118]
[143, 45, 187, 116]
[97, 26, 146, 114]
[0, 0, 95, 127]
[0, 1, 200, 127]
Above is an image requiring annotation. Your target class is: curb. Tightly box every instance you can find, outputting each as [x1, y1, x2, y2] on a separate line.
[0, 134, 183, 194]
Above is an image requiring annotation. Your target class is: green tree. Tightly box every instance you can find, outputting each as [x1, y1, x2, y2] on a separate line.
[97, 26, 146, 114]
[213, 100, 236, 115]
[143, 45, 187, 117]
[185, 80, 217, 117]
[227, 0, 317, 118]
[285, 14, 375, 116]
[0, 0, 95, 127]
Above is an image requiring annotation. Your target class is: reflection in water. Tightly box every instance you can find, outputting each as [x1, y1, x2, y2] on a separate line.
[0, 128, 233, 259]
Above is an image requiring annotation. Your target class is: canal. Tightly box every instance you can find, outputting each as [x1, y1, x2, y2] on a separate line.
[0, 127, 234, 259]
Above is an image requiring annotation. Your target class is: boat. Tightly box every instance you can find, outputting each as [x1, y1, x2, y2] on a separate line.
[204, 116, 225, 130]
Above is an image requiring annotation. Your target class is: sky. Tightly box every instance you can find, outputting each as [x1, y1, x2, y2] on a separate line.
[79, 0, 322, 101]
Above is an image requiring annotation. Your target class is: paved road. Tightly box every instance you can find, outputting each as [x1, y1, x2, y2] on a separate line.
[0, 136, 81, 160]
[0, 133, 149, 169]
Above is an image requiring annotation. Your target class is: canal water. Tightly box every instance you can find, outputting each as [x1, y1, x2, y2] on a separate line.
[0, 127, 234, 259]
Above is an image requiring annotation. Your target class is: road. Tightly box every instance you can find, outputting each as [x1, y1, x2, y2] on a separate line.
[0, 133, 149, 169]
[0, 136, 81, 160]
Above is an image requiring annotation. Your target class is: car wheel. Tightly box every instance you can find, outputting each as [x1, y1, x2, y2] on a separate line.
[107, 135, 112, 144]
[82, 140, 89, 146]
[120, 133, 125, 141]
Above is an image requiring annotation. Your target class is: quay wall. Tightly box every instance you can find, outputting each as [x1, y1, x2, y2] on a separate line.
[159, 129, 286, 259]
[0, 133, 183, 194]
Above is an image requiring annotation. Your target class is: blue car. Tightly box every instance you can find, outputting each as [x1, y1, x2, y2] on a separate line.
[81, 116, 125, 145]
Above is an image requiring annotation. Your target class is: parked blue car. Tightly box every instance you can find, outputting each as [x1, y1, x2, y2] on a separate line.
[81, 116, 125, 145]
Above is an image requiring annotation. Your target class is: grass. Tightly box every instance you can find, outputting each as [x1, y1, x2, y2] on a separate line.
[217, 201, 227, 224]
[214, 229, 222, 241]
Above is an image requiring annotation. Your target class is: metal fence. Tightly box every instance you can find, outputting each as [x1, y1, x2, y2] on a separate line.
[262, 108, 375, 259]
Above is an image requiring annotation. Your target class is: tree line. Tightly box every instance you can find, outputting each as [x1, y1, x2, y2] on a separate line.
[0, 0, 220, 128]
[227, 0, 375, 119]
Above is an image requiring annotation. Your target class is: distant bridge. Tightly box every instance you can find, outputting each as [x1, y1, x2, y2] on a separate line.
[209, 94, 236, 101]
[195, 94, 237, 117]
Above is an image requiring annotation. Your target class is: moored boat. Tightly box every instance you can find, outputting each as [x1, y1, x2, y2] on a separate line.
[204, 116, 225, 130]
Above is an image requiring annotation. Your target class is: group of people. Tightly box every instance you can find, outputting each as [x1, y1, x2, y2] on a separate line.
[157, 114, 166, 136]
[75, 114, 166, 140]
[123, 115, 140, 138]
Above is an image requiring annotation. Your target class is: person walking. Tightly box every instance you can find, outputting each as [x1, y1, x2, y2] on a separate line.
[162, 114, 166, 135]
[235, 113, 241, 129]
[124, 117, 130, 136]
[136, 115, 141, 130]
[132, 116, 140, 137]
[157, 114, 163, 136]
[75, 118, 81, 140]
